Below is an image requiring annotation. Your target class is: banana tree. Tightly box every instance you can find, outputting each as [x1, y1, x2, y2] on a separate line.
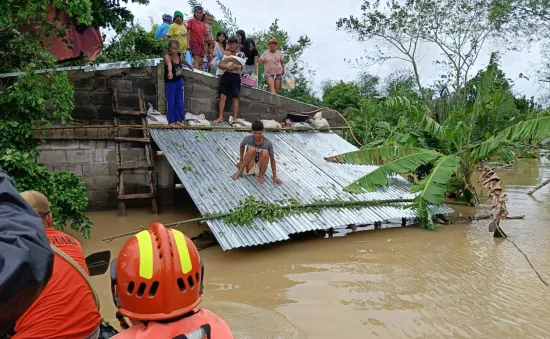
[327, 116, 550, 229]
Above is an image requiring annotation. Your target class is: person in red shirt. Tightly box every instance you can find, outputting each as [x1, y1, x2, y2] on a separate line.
[110, 222, 233, 338]
[13, 191, 100, 339]
[186, 5, 206, 69]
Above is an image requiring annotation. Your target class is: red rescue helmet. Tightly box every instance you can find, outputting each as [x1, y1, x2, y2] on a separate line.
[110, 222, 204, 321]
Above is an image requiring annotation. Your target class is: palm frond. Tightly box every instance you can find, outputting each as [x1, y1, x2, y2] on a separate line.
[419, 115, 444, 140]
[375, 121, 391, 131]
[495, 116, 550, 143]
[386, 132, 420, 146]
[410, 155, 461, 205]
[364, 138, 385, 148]
[469, 138, 503, 160]
[344, 151, 442, 193]
[326, 146, 431, 165]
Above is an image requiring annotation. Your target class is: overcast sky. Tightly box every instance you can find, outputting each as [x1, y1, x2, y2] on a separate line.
[125, 0, 546, 101]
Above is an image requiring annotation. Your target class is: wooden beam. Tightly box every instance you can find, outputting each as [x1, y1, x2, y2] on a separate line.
[147, 125, 346, 131]
[32, 124, 142, 130]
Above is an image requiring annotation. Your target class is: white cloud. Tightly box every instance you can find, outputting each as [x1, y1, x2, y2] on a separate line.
[125, 0, 545, 100]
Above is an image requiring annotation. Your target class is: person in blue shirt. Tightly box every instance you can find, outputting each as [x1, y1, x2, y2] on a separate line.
[155, 14, 172, 39]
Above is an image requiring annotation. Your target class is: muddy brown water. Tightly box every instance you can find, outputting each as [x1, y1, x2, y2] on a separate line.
[76, 157, 550, 338]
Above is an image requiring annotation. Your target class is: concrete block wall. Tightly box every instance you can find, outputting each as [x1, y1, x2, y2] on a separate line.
[68, 66, 159, 121]
[157, 68, 341, 124]
[34, 63, 340, 210]
[37, 140, 150, 210]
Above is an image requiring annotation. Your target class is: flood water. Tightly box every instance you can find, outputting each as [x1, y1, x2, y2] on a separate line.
[78, 157, 550, 338]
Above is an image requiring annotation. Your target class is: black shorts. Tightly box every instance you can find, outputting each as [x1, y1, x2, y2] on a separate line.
[219, 72, 241, 98]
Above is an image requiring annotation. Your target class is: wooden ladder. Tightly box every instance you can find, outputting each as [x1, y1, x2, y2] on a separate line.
[112, 88, 158, 216]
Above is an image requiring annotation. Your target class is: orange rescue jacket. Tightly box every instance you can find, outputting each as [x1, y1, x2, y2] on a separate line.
[113, 309, 233, 339]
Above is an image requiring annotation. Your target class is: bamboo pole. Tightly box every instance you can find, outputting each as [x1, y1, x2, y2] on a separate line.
[300, 107, 363, 146]
[33, 124, 142, 130]
[528, 178, 550, 195]
[101, 198, 413, 243]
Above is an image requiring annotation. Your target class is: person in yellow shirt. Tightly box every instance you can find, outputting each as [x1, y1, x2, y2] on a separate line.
[166, 11, 188, 52]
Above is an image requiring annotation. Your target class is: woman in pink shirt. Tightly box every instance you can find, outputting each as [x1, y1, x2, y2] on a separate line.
[258, 38, 285, 94]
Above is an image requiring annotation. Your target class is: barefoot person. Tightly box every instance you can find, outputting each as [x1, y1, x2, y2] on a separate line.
[214, 36, 244, 124]
[164, 40, 193, 127]
[232, 120, 283, 185]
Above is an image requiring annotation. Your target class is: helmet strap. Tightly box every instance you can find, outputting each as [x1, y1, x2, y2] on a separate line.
[116, 311, 130, 330]
[200, 261, 205, 295]
[110, 258, 121, 308]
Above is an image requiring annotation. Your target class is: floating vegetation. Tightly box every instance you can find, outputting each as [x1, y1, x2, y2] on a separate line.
[102, 197, 413, 243]
[222, 196, 412, 226]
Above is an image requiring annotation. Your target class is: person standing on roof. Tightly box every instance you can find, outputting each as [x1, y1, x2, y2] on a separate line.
[258, 38, 285, 94]
[166, 11, 188, 53]
[236, 30, 246, 52]
[186, 6, 206, 69]
[201, 12, 215, 71]
[155, 14, 172, 39]
[242, 38, 259, 76]
[164, 39, 193, 128]
[12, 191, 101, 339]
[214, 36, 245, 124]
[232, 121, 284, 185]
[109, 222, 234, 339]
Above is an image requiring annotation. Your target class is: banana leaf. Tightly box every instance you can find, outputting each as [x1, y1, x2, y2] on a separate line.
[410, 155, 461, 205]
[495, 116, 550, 143]
[326, 146, 431, 165]
[344, 150, 442, 193]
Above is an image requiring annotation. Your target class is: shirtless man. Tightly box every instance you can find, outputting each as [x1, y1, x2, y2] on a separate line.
[232, 120, 283, 185]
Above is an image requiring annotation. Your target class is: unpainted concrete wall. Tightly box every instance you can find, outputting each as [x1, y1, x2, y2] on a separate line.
[36, 139, 151, 210]
[36, 63, 333, 210]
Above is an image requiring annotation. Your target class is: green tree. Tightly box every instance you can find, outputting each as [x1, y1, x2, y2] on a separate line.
[0, 0, 146, 237]
[357, 72, 380, 98]
[87, 0, 149, 33]
[96, 24, 168, 65]
[327, 57, 550, 229]
[338, 0, 502, 106]
[322, 81, 362, 111]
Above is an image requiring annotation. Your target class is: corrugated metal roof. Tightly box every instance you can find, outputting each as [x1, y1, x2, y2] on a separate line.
[151, 129, 453, 250]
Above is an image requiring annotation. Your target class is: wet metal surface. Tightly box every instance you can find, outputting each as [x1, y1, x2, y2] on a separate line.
[81, 157, 550, 338]
[150, 129, 452, 250]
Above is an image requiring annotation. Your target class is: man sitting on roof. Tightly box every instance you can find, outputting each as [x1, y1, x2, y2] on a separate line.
[232, 120, 283, 185]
